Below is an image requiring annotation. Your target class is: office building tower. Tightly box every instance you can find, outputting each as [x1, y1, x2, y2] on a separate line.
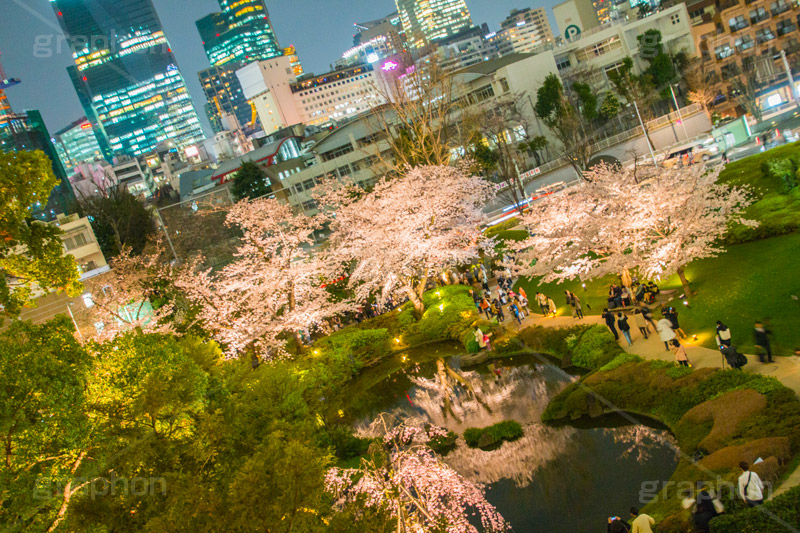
[197, 1, 282, 67]
[490, 8, 554, 56]
[52, 117, 105, 174]
[52, 0, 205, 157]
[395, 0, 473, 49]
[199, 63, 255, 134]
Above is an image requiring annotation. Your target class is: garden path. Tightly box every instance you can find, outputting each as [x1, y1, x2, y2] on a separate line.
[502, 302, 800, 498]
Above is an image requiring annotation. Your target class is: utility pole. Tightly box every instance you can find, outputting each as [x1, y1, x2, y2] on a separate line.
[670, 84, 689, 140]
[633, 100, 658, 166]
[780, 50, 799, 106]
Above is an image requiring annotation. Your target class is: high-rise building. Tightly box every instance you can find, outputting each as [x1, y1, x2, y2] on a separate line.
[395, 0, 473, 49]
[199, 62, 254, 134]
[338, 12, 407, 69]
[52, 0, 205, 158]
[490, 8, 555, 56]
[197, 1, 282, 67]
[52, 117, 105, 174]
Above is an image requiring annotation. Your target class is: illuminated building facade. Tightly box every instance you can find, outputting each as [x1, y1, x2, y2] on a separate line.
[490, 8, 555, 56]
[199, 62, 255, 134]
[53, 0, 205, 157]
[291, 64, 386, 126]
[52, 117, 106, 173]
[197, 0, 282, 67]
[284, 46, 304, 76]
[395, 0, 473, 49]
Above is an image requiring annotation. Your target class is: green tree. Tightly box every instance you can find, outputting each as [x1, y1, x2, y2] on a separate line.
[0, 318, 92, 532]
[231, 161, 271, 201]
[572, 82, 598, 121]
[0, 150, 82, 318]
[79, 185, 155, 259]
[535, 73, 595, 178]
[600, 92, 622, 119]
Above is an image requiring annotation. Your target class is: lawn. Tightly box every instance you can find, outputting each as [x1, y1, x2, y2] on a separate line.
[515, 232, 800, 356]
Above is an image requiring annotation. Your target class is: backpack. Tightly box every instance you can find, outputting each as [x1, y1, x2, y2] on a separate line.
[736, 352, 748, 367]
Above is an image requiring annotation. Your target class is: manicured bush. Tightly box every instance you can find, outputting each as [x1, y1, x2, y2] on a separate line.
[598, 353, 643, 371]
[428, 431, 458, 455]
[762, 157, 798, 194]
[516, 325, 588, 360]
[463, 421, 523, 449]
[315, 328, 391, 368]
[709, 485, 800, 532]
[484, 218, 520, 238]
[405, 285, 478, 344]
[570, 325, 624, 370]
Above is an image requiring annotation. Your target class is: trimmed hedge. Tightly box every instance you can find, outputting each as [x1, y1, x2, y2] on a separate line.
[463, 421, 524, 449]
[568, 325, 625, 370]
[709, 485, 800, 532]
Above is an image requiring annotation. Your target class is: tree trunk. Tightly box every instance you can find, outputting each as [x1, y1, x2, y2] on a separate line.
[405, 285, 424, 316]
[676, 266, 692, 298]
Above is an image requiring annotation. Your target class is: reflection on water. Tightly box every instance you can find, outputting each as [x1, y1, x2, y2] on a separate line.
[352, 355, 678, 532]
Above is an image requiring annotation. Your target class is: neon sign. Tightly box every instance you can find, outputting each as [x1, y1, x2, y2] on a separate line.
[381, 61, 399, 71]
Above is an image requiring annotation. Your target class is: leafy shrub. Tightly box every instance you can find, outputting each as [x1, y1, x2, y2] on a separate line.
[405, 285, 478, 344]
[315, 328, 391, 368]
[428, 431, 458, 455]
[463, 421, 523, 448]
[396, 307, 417, 330]
[762, 157, 798, 194]
[324, 425, 371, 460]
[484, 218, 520, 238]
[461, 329, 481, 353]
[570, 325, 624, 370]
[709, 484, 800, 532]
[516, 325, 587, 360]
[598, 353, 642, 372]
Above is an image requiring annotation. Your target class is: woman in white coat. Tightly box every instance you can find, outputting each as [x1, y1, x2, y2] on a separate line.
[657, 317, 677, 351]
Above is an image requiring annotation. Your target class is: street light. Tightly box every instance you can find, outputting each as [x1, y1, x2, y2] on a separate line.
[670, 84, 689, 140]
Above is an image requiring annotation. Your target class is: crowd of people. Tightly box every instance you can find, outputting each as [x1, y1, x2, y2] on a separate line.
[607, 461, 766, 532]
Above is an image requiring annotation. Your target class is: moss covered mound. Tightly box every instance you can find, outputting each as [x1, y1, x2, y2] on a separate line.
[674, 389, 767, 454]
[463, 421, 524, 449]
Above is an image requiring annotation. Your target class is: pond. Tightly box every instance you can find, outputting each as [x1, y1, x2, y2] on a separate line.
[342, 347, 679, 532]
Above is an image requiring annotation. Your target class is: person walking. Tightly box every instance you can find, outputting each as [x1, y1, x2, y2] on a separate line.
[618, 312, 633, 346]
[495, 300, 505, 322]
[672, 339, 691, 367]
[738, 462, 764, 506]
[479, 297, 491, 319]
[629, 507, 655, 533]
[753, 321, 774, 363]
[510, 302, 522, 325]
[633, 308, 649, 339]
[546, 296, 556, 318]
[639, 304, 658, 331]
[715, 321, 732, 347]
[657, 317, 677, 351]
[536, 292, 548, 316]
[573, 293, 584, 319]
[692, 483, 720, 533]
[602, 308, 619, 340]
[665, 307, 687, 339]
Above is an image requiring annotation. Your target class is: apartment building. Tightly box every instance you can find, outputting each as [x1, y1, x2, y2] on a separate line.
[490, 8, 555, 56]
[699, 0, 800, 115]
[51, 213, 109, 279]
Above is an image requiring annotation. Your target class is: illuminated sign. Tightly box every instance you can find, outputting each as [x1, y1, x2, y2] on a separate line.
[80, 123, 92, 130]
[184, 145, 200, 158]
[366, 53, 380, 63]
[381, 61, 399, 71]
[565, 24, 581, 40]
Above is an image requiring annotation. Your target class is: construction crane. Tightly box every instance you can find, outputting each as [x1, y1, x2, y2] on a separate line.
[0, 51, 22, 120]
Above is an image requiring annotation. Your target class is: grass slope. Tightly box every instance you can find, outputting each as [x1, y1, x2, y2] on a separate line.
[515, 232, 800, 355]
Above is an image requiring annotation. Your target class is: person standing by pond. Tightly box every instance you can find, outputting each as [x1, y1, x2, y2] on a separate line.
[617, 312, 633, 346]
[738, 461, 765, 507]
[602, 308, 619, 340]
[629, 507, 655, 533]
[753, 321, 774, 363]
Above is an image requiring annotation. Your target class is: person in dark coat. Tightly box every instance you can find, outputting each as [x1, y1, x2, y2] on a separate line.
[754, 321, 774, 362]
[602, 308, 619, 340]
[617, 312, 632, 346]
[721, 344, 746, 369]
[692, 483, 719, 533]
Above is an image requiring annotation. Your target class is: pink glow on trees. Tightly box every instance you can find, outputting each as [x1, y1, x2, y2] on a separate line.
[82, 244, 175, 342]
[325, 415, 509, 532]
[324, 165, 495, 314]
[176, 197, 343, 359]
[507, 164, 755, 296]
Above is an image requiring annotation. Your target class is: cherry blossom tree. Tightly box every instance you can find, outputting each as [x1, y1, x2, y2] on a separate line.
[324, 165, 494, 315]
[176, 197, 342, 359]
[325, 415, 509, 533]
[81, 243, 175, 342]
[506, 164, 756, 297]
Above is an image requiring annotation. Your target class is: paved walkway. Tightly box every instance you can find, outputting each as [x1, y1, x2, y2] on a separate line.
[506, 305, 800, 497]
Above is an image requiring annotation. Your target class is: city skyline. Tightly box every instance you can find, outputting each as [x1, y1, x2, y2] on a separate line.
[0, 0, 562, 135]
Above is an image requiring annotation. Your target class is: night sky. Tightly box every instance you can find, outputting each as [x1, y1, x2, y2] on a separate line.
[0, 0, 561, 135]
